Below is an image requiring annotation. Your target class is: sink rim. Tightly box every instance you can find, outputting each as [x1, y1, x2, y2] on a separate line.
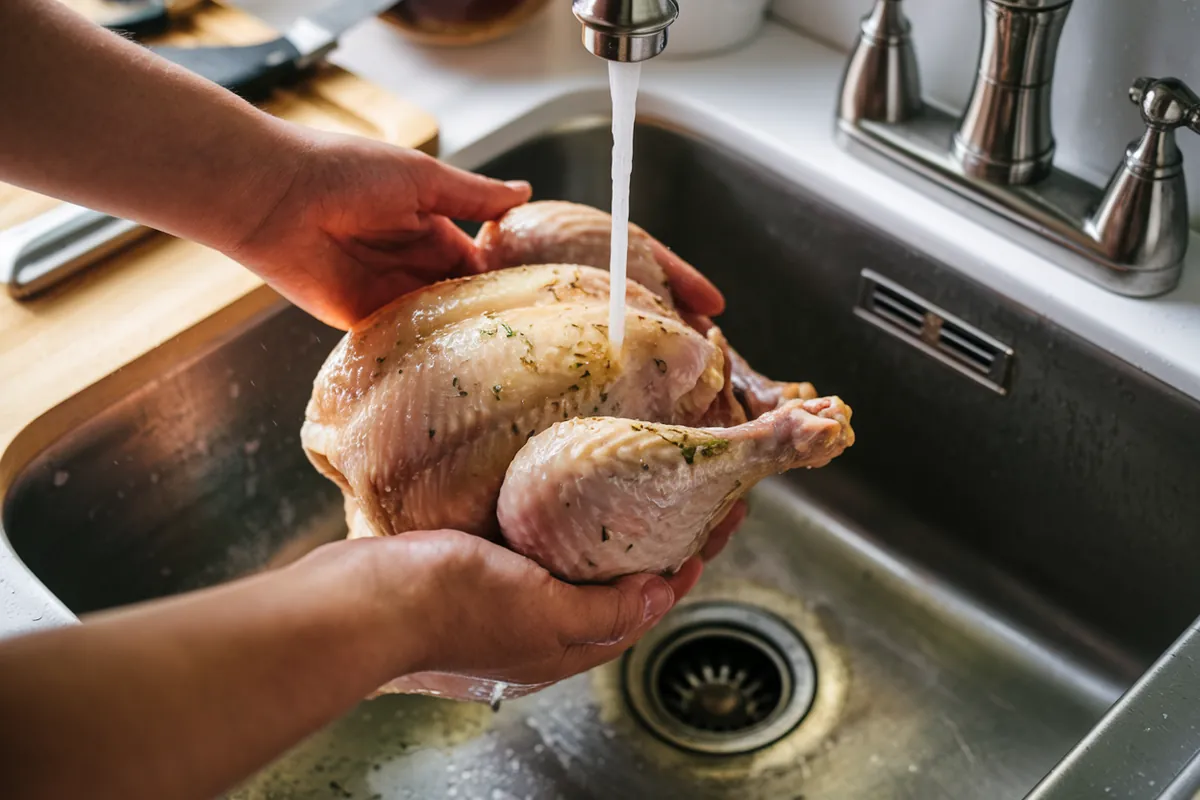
[0, 293, 287, 639]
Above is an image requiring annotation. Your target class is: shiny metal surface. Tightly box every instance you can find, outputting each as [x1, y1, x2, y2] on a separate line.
[571, 0, 678, 62]
[6, 117, 1200, 798]
[1086, 77, 1200, 274]
[836, 0, 922, 125]
[836, 0, 1195, 297]
[1028, 617, 1200, 800]
[0, 204, 152, 299]
[622, 602, 817, 755]
[952, 0, 1070, 184]
[299, 0, 397, 51]
[854, 269, 1014, 395]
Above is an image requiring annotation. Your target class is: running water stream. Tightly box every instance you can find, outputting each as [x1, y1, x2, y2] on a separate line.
[606, 60, 642, 355]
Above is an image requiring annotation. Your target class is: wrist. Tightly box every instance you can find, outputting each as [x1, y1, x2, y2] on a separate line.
[293, 537, 435, 682]
[281, 538, 430, 688]
[211, 115, 315, 260]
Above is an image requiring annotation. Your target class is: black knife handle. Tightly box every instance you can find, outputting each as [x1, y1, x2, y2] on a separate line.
[104, 3, 171, 40]
[150, 38, 305, 102]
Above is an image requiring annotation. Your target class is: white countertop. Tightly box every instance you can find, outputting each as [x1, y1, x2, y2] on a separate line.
[254, 2, 1199, 403]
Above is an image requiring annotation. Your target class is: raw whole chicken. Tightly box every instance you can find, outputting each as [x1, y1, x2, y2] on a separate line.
[301, 201, 854, 583]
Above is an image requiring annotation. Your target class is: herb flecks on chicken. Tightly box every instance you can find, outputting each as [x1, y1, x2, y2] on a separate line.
[302, 202, 853, 582]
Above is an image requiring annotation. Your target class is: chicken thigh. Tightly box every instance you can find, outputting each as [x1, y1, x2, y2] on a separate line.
[302, 202, 854, 582]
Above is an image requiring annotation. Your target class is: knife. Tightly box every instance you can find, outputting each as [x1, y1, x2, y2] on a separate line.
[102, 0, 205, 40]
[148, 0, 401, 102]
[2, 0, 399, 299]
[0, 205, 145, 298]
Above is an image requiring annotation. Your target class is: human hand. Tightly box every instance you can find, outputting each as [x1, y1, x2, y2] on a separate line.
[352, 530, 704, 700]
[374, 501, 746, 704]
[472, 203, 725, 317]
[647, 238, 725, 317]
[228, 130, 532, 330]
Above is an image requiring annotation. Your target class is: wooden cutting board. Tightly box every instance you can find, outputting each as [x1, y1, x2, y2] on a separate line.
[0, 0, 438, 479]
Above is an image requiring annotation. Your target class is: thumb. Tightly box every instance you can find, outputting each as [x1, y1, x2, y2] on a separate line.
[420, 159, 533, 221]
[558, 573, 676, 648]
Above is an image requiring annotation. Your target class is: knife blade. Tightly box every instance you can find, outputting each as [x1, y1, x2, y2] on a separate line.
[148, 0, 400, 101]
[0, 205, 148, 298]
[2, 0, 399, 299]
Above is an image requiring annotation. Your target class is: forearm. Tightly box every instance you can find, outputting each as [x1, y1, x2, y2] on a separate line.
[0, 0, 302, 253]
[0, 542, 418, 800]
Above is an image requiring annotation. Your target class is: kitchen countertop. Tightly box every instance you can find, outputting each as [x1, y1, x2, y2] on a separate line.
[245, 0, 1200, 404]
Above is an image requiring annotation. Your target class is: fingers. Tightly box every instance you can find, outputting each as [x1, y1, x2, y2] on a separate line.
[681, 311, 715, 335]
[551, 560, 705, 678]
[556, 572, 676, 648]
[464, 221, 503, 275]
[548, 573, 673, 678]
[699, 500, 748, 561]
[338, 216, 481, 276]
[650, 239, 725, 317]
[419, 158, 532, 221]
[556, 559, 706, 649]
[665, 557, 705, 599]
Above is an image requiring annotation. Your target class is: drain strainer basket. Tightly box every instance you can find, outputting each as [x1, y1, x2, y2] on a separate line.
[623, 602, 817, 755]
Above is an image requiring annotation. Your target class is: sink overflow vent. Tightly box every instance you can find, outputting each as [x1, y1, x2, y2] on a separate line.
[855, 269, 1014, 394]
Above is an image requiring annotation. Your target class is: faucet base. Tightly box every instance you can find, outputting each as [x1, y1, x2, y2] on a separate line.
[837, 108, 1183, 298]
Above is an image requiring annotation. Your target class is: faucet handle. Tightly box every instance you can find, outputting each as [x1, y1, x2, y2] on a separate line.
[1087, 76, 1195, 274]
[1129, 77, 1200, 134]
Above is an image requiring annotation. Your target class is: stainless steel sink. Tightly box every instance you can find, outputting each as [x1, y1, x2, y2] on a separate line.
[5, 97, 1200, 799]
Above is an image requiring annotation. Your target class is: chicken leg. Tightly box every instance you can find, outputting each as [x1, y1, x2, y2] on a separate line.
[497, 396, 854, 582]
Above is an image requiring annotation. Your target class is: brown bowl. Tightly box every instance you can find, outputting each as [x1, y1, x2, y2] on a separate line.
[380, 0, 552, 47]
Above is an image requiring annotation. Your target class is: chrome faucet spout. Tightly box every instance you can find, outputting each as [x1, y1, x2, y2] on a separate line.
[571, 0, 679, 62]
[953, 0, 1072, 184]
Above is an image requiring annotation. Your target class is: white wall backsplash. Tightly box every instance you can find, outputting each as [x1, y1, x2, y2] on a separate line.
[771, 0, 1200, 226]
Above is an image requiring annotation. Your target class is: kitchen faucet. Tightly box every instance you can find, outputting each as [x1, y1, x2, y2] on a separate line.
[837, 0, 1199, 297]
[571, 0, 679, 62]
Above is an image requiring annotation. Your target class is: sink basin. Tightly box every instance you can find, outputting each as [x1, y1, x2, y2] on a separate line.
[5, 95, 1200, 799]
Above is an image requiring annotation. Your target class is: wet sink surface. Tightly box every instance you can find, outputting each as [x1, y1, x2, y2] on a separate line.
[6, 108, 1200, 799]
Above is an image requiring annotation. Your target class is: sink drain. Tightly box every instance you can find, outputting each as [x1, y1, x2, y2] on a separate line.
[623, 602, 817, 755]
